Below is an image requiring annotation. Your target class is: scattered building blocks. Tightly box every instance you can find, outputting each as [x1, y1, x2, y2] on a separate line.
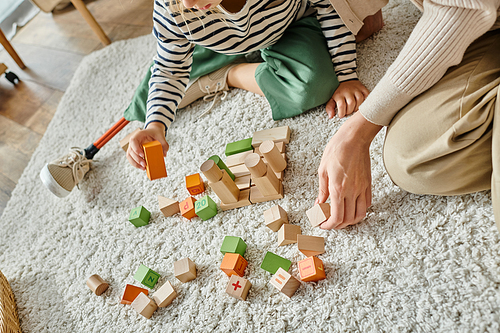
[194, 195, 217, 220]
[174, 258, 197, 283]
[278, 224, 302, 246]
[260, 251, 291, 274]
[131, 292, 158, 319]
[201, 160, 240, 204]
[264, 204, 288, 232]
[142, 140, 167, 180]
[225, 150, 253, 168]
[298, 256, 326, 282]
[270, 267, 301, 298]
[220, 253, 248, 277]
[259, 140, 287, 172]
[252, 126, 290, 148]
[86, 274, 109, 296]
[249, 183, 284, 204]
[158, 196, 180, 217]
[225, 137, 253, 156]
[179, 197, 197, 220]
[220, 236, 247, 257]
[208, 155, 235, 180]
[306, 203, 331, 227]
[128, 206, 150, 227]
[225, 275, 252, 301]
[134, 264, 161, 289]
[120, 128, 141, 152]
[121, 284, 149, 304]
[297, 235, 325, 257]
[152, 281, 177, 307]
[185, 173, 205, 195]
[219, 188, 252, 211]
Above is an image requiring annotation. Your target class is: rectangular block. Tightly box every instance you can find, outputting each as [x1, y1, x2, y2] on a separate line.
[186, 173, 205, 195]
[270, 267, 301, 298]
[249, 183, 284, 204]
[142, 140, 167, 180]
[128, 206, 150, 227]
[260, 251, 291, 274]
[194, 195, 217, 221]
[220, 188, 251, 211]
[298, 256, 326, 282]
[278, 224, 301, 246]
[220, 236, 247, 257]
[174, 258, 197, 283]
[252, 165, 281, 197]
[134, 264, 160, 289]
[120, 128, 141, 152]
[225, 138, 253, 156]
[306, 203, 331, 227]
[209, 170, 240, 204]
[179, 197, 197, 220]
[264, 204, 288, 232]
[131, 292, 157, 319]
[226, 275, 252, 301]
[121, 284, 149, 304]
[158, 196, 180, 217]
[252, 126, 290, 148]
[297, 235, 325, 257]
[228, 164, 251, 178]
[225, 150, 253, 167]
[220, 253, 248, 277]
[152, 281, 177, 307]
[234, 175, 251, 190]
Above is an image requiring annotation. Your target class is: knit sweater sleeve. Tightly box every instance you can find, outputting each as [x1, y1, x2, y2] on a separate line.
[359, 0, 499, 126]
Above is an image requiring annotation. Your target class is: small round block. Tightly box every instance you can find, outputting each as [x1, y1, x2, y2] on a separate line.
[86, 274, 109, 296]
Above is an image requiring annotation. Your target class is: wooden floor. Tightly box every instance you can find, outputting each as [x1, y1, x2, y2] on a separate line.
[0, 0, 154, 215]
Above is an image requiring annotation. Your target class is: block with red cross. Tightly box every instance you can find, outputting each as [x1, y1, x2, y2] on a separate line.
[225, 275, 252, 301]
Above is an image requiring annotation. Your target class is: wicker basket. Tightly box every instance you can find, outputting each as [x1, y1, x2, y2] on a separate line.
[0, 270, 21, 333]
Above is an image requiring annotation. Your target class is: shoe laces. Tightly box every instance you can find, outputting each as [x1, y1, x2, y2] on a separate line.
[196, 82, 228, 121]
[55, 147, 91, 187]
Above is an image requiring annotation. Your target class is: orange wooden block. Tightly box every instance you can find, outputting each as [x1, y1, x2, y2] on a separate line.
[220, 253, 248, 277]
[179, 197, 197, 220]
[298, 257, 326, 282]
[186, 173, 205, 195]
[121, 284, 149, 304]
[142, 141, 167, 180]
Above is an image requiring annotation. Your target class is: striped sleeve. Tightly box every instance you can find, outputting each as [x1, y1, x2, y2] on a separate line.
[309, 0, 358, 82]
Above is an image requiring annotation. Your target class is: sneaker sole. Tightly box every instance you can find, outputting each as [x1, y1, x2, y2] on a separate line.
[39, 164, 71, 198]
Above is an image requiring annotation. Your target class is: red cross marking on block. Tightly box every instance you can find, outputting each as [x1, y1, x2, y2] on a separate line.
[232, 281, 242, 291]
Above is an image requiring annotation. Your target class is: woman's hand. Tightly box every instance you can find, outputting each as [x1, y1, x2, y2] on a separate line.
[126, 122, 169, 170]
[326, 80, 369, 119]
[316, 112, 382, 229]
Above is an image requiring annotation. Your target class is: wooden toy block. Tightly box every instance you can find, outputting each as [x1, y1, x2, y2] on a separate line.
[220, 236, 247, 257]
[225, 137, 253, 156]
[225, 275, 252, 301]
[260, 251, 291, 274]
[228, 164, 251, 178]
[270, 267, 301, 298]
[134, 264, 161, 289]
[179, 197, 197, 220]
[201, 160, 240, 204]
[86, 274, 109, 296]
[252, 126, 290, 148]
[225, 150, 253, 167]
[297, 235, 325, 257]
[152, 281, 177, 307]
[263, 204, 288, 232]
[121, 284, 149, 304]
[185, 173, 205, 195]
[131, 292, 158, 319]
[219, 188, 252, 211]
[220, 253, 248, 277]
[259, 140, 287, 172]
[120, 128, 141, 152]
[278, 224, 302, 246]
[142, 140, 167, 180]
[245, 153, 280, 196]
[306, 203, 331, 227]
[249, 183, 284, 204]
[209, 155, 235, 180]
[234, 175, 251, 190]
[194, 195, 217, 221]
[174, 258, 197, 283]
[255, 141, 285, 155]
[128, 206, 150, 227]
[298, 256, 326, 282]
[158, 196, 180, 217]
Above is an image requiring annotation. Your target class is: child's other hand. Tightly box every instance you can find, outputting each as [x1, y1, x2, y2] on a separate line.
[326, 80, 369, 119]
[126, 123, 169, 170]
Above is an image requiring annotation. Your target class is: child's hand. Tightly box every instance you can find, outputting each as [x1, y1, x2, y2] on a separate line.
[326, 80, 369, 119]
[126, 123, 169, 170]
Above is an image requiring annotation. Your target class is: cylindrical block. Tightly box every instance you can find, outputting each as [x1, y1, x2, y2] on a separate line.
[210, 170, 240, 204]
[260, 140, 286, 172]
[252, 165, 280, 196]
[200, 159, 223, 183]
[86, 274, 109, 296]
[244, 153, 267, 178]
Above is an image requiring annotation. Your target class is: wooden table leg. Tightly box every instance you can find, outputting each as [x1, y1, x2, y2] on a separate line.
[70, 0, 111, 46]
[0, 29, 26, 69]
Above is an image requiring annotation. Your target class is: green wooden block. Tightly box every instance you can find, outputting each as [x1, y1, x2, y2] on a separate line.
[133, 264, 160, 288]
[220, 236, 247, 257]
[128, 206, 150, 227]
[194, 195, 217, 221]
[225, 138, 253, 157]
[208, 155, 235, 180]
[261, 251, 291, 274]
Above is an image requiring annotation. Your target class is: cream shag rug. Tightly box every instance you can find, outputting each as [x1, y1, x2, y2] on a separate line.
[1, 1, 500, 332]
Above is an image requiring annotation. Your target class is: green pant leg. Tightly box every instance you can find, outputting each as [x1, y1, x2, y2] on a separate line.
[255, 16, 339, 120]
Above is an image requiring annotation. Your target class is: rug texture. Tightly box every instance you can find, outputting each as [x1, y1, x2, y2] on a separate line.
[2, 1, 500, 332]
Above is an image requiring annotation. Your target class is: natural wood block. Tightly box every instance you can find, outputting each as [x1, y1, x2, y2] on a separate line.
[298, 256, 326, 282]
[262, 154, 286, 170]
[249, 183, 284, 204]
[152, 281, 177, 307]
[174, 258, 197, 283]
[252, 126, 290, 147]
[194, 195, 217, 221]
[277, 224, 301, 246]
[86, 274, 109, 296]
[270, 267, 301, 298]
[260, 140, 287, 172]
[128, 206, 150, 227]
[209, 170, 240, 204]
[219, 188, 251, 211]
[142, 140, 167, 180]
[121, 284, 149, 305]
[158, 196, 180, 217]
[297, 235, 325, 257]
[225, 275, 251, 301]
[185, 173, 205, 195]
[306, 203, 331, 227]
[179, 197, 197, 220]
[225, 137, 253, 156]
[220, 236, 247, 257]
[225, 150, 252, 167]
[208, 155, 235, 180]
[260, 251, 291, 274]
[228, 164, 250, 178]
[264, 204, 288, 232]
[133, 264, 160, 289]
[220, 253, 248, 277]
[200, 159, 223, 183]
[255, 141, 285, 155]
[244, 153, 267, 178]
[131, 292, 158, 319]
[251, 165, 281, 197]
[234, 175, 251, 190]
[119, 128, 140, 152]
